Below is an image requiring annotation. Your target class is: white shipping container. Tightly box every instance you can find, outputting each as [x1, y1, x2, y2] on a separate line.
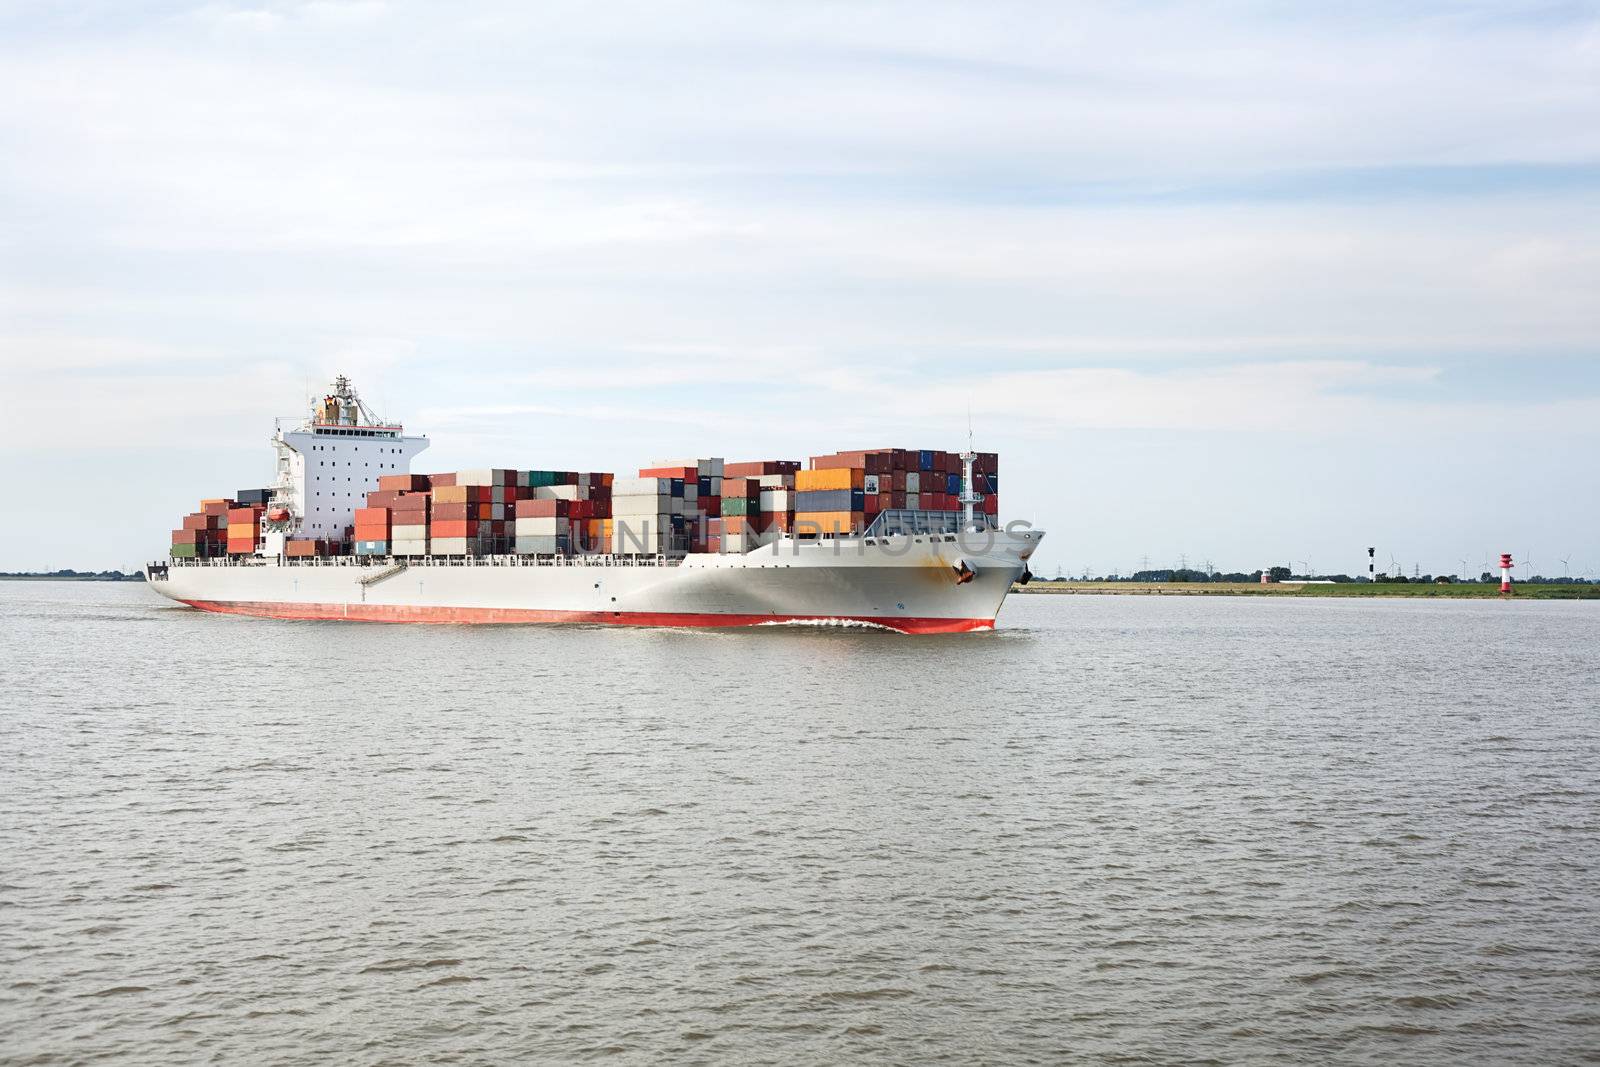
[759, 489, 794, 511]
[456, 469, 496, 486]
[514, 516, 562, 535]
[710, 476, 722, 496]
[534, 484, 581, 501]
[864, 474, 880, 494]
[392, 523, 427, 540]
[431, 537, 468, 554]
[611, 495, 671, 517]
[756, 474, 794, 488]
[906, 472, 920, 493]
[613, 476, 672, 496]
[392, 540, 429, 555]
[906, 493, 920, 509]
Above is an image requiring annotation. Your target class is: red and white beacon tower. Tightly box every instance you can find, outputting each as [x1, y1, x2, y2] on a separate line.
[1500, 553, 1514, 595]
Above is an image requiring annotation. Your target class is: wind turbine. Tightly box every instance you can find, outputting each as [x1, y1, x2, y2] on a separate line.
[1459, 558, 1469, 581]
[1560, 555, 1571, 578]
[1388, 553, 1400, 579]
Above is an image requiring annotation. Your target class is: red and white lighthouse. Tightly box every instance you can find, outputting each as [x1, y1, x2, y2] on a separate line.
[1499, 553, 1514, 595]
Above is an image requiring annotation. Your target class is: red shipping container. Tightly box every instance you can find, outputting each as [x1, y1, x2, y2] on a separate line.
[982, 495, 998, 515]
[378, 474, 430, 492]
[639, 466, 697, 479]
[515, 499, 568, 518]
[182, 513, 210, 531]
[724, 460, 800, 478]
[202, 500, 232, 517]
[431, 519, 478, 538]
[431, 502, 469, 521]
[171, 529, 197, 544]
[355, 506, 390, 526]
[428, 472, 457, 487]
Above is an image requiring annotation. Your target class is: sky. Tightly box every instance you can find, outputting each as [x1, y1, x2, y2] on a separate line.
[2, 0, 1598, 577]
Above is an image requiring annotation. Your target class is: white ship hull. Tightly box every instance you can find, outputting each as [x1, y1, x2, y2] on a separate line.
[147, 530, 1043, 634]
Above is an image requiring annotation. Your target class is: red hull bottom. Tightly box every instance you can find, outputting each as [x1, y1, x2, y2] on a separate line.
[178, 599, 996, 635]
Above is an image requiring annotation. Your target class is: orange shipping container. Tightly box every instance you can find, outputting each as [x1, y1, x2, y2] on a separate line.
[355, 507, 390, 526]
[794, 510, 861, 535]
[796, 468, 864, 491]
[432, 485, 469, 504]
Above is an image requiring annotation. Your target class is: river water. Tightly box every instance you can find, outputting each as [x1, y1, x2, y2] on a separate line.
[2, 582, 1597, 1065]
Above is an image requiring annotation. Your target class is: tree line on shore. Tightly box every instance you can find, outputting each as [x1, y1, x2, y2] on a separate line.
[1047, 568, 1591, 585]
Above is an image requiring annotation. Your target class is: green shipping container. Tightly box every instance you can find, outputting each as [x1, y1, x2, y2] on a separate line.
[721, 497, 751, 516]
[170, 543, 197, 558]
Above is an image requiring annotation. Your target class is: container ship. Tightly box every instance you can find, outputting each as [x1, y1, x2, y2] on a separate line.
[146, 377, 1042, 633]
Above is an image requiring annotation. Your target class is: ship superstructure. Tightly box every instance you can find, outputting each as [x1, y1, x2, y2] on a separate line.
[265, 376, 429, 550]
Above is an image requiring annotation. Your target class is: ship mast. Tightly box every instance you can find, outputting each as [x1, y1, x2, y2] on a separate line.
[959, 417, 982, 531]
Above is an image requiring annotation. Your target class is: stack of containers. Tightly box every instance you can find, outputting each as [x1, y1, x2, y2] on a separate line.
[611, 476, 679, 554]
[514, 498, 570, 554]
[428, 473, 479, 556]
[794, 466, 866, 535]
[727, 461, 800, 535]
[353, 505, 391, 556]
[581, 472, 613, 552]
[641, 459, 726, 551]
[386, 478, 432, 556]
[172, 498, 231, 558]
[800, 448, 1000, 530]
[226, 504, 264, 554]
[455, 469, 511, 554]
[171, 448, 994, 558]
[717, 476, 763, 553]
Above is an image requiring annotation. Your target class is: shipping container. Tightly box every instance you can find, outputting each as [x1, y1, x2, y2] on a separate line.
[794, 511, 862, 536]
[796, 467, 865, 491]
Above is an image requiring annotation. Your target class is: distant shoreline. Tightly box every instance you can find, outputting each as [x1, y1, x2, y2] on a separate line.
[0, 572, 145, 582]
[1015, 581, 1599, 600]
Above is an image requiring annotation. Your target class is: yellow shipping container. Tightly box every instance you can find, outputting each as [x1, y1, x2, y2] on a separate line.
[795, 467, 864, 491]
[794, 510, 862, 535]
[432, 485, 469, 504]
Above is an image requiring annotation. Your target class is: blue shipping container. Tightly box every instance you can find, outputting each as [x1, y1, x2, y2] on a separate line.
[918, 450, 934, 470]
[796, 489, 865, 512]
